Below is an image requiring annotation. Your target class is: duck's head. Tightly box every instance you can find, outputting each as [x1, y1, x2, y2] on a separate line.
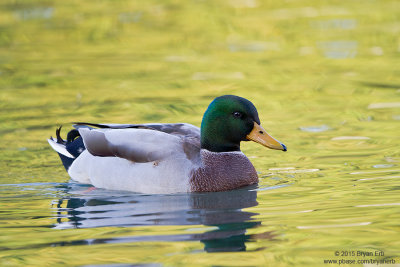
[201, 95, 287, 153]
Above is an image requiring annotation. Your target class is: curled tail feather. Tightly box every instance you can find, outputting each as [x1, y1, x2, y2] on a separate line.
[48, 127, 86, 171]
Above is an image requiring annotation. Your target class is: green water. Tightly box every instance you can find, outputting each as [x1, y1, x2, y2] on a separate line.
[1, 0, 399, 266]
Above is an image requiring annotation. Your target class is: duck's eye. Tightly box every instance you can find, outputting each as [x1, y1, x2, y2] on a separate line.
[232, 111, 243, 118]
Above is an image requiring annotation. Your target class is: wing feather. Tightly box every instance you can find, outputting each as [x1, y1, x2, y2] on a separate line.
[79, 128, 185, 163]
[74, 122, 200, 140]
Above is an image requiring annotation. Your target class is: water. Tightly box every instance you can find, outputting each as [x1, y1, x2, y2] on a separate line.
[1, 0, 399, 266]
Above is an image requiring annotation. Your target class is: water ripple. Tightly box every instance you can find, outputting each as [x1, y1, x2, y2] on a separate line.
[297, 222, 371, 229]
[299, 125, 331, 132]
[355, 203, 400, 208]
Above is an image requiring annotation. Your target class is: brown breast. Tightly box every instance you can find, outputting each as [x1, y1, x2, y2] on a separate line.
[189, 150, 258, 192]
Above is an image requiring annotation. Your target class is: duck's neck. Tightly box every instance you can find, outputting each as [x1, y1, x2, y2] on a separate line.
[200, 113, 242, 152]
[200, 129, 241, 152]
[200, 140, 240, 153]
[189, 150, 258, 192]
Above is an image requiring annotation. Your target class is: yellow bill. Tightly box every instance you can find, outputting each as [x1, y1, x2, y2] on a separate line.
[246, 122, 287, 151]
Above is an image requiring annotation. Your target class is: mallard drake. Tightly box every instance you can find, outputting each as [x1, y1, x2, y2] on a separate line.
[48, 95, 286, 194]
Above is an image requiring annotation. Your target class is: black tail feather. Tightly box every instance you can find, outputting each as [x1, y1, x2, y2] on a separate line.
[53, 127, 86, 171]
[67, 129, 81, 143]
[58, 153, 75, 172]
[56, 126, 65, 144]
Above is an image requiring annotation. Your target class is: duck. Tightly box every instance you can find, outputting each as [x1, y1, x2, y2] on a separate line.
[48, 95, 286, 194]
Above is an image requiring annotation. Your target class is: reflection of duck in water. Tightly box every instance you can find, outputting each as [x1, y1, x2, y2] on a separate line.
[48, 95, 286, 194]
[53, 184, 276, 252]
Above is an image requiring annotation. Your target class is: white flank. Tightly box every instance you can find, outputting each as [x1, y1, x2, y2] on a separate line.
[68, 128, 195, 193]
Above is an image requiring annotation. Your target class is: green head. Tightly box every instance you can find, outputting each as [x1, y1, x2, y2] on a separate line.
[200, 95, 287, 153]
[200, 95, 260, 152]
